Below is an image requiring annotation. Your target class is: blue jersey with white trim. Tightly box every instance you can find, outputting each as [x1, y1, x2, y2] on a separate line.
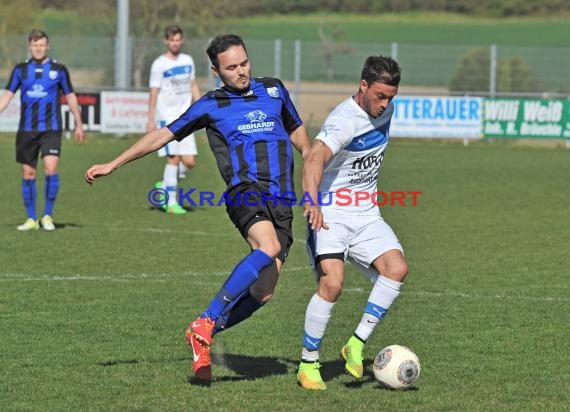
[5, 58, 74, 132]
[167, 77, 303, 198]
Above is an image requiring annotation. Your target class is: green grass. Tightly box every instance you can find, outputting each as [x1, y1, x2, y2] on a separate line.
[232, 13, 570, 46]
[0, 134, 568, 410]
[37, 10, 570, 47]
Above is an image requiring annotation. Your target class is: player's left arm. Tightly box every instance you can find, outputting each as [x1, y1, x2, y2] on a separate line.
[191, 81, 202, 102]
[65, 92, 84, 143]
[276, 79, 310, 159]
[289, 124, 311, 161]
[59, 65, 84, 143]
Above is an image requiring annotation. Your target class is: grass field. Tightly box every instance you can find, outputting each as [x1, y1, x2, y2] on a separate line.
[233, 13, 570, 47]
[39, 11, 570, 47]
[0, 134, 568, 411]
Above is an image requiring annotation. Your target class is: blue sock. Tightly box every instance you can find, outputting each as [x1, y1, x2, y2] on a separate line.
[44, 174, 59, 216]
[22, 179, 37, 220]
[201, 249, 273, 321]
[212, 291, 263, 335]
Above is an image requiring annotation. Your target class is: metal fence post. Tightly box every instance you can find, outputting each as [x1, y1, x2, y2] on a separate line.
[115, 0, 129, 90]
[391, 42, 398, 62]
[293, 40, 301, 107]
[274, 39, 282, 78]
[490, 44, 497, 97]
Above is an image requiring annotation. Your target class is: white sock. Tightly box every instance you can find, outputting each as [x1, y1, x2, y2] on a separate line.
[178, 162, 187, 178]
[163, 164, 179, 206]
[354, 276, 402, 341]
[301, 293, 335, 362]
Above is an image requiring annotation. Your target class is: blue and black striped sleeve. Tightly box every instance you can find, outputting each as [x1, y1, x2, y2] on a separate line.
[276, 78, 303, 134]
[167, 95, 212, 141]
[58, 65, 74, 95]
[5, 64, 22, 92]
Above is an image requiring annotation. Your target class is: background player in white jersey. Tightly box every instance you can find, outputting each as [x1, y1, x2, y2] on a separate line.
[147, 25, 201, 214]
[297, 56, 406, 390]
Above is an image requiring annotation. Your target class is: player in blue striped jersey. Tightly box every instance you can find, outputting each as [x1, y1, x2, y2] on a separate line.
[86, 34, 310, 383]
[0, 29, 84, 231]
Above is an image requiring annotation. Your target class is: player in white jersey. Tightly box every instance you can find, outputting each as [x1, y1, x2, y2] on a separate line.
[297, 56, 406, 390]
[147, 25, 201, 214]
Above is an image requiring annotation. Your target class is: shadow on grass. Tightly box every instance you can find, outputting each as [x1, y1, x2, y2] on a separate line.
[148, 206, 201, 214]
[5, 222, 83, 230]
[54, 222, 83, 229]
[202, 353, 291, 384]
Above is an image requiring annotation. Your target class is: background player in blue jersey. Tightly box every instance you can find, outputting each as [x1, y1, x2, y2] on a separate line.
[85, 34, 310, 383]
[296, 56, 406, 390]
[0, 29, 84, 231]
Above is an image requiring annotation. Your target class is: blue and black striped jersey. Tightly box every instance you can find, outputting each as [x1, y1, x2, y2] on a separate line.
[5, 58, 74, 132]
[168, 77, 303, 198]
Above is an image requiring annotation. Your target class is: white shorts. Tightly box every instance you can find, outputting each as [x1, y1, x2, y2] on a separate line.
[158, 134, 197, 157]
[306, 210, 403, 282]
[157, 120, 197, 157]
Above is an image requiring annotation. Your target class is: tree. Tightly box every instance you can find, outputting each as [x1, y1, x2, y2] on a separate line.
[317, 20, 353, 81]
[0, 0, 41, 70]
[449, 47, 542, 93]
[129, 0, 232, 89]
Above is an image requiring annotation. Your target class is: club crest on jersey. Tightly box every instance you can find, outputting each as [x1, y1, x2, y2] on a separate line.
[266, 86, 279, 98]
[244, 110, 267, 123]
[49, 70, 58, 80]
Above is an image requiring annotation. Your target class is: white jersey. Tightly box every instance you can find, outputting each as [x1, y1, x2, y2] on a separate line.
[316, 96, 394, 215]
[149, 53, 196, 122]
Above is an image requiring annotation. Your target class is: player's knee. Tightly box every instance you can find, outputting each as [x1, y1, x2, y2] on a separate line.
[318, 278, 343, 302]
[44, 167, 57, 176]
[183, 158, 196, 169]
[22, 169, 36, 179]
[258, 239, 281, 259]
[251, 291, 272, 304]
[385, 261, 408, 282]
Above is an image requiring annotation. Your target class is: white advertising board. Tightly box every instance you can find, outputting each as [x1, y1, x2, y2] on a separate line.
[390, 96, 483, 138]
[100, 91, 149, 134]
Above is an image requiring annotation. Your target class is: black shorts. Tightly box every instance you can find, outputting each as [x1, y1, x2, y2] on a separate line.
[226, 183, 294, 263]
[16, 131, 62, 166]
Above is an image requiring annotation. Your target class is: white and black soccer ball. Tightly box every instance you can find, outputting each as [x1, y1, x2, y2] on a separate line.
[373, 345, 421, 390]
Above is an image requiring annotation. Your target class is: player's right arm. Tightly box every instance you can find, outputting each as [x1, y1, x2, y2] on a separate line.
[85, 127, 175, 185]
[0, 90, 15, 114]
[1, 65, 21, 113]
[146, 87, 159, 132]
[302, 139, 333, 231]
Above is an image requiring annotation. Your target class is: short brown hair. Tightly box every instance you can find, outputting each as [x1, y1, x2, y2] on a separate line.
[164, 25, 183, 39]
[28, 29, 49, 43]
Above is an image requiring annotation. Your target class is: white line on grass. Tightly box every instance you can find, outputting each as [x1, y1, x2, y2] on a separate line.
[88, 225, 309, 245]
[0, 266, 310, 282]
[344, 287, 569, 302]
[2, 272, 566, 303]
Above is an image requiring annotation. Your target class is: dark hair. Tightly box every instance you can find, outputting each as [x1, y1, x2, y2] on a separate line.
[28, 29, 48, 43]
[361, 56, 401, 87]
[206, 34, 247, 68]
[164, 24, 183, 39]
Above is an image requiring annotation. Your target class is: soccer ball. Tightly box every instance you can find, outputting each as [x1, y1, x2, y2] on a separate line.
[373, 345, 421, 390]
